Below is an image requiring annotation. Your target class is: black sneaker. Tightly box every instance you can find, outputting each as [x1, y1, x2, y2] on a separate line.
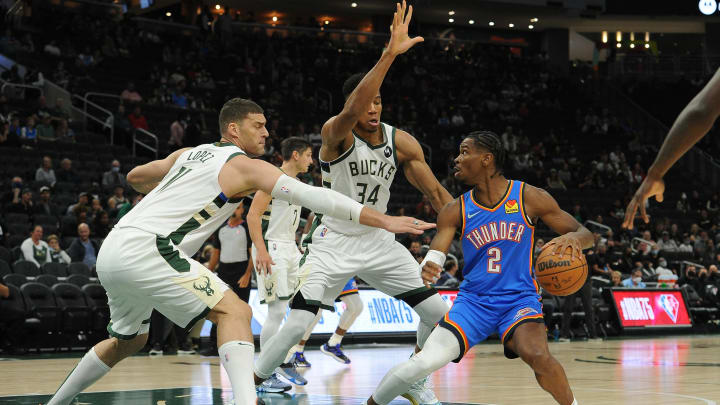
[149, 343, 163, 355]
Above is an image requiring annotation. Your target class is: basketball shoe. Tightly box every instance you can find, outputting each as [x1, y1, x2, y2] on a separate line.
[276, 363, 307, 385]
[292, 351, 311, 367]
[255, 374, 292, 393]
[402, 375, 440, 405]
[320, 343, 351, 364]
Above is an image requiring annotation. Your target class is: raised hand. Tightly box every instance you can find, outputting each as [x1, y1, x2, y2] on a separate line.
[421, 261, 442, 287]
[622, 174, 665, 230]
[386, 0, 424, 56]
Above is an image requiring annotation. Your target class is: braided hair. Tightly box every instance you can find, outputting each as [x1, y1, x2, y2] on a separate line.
[465, 130, 506, 177]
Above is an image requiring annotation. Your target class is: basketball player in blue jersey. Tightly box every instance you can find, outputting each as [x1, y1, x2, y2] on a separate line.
[366, 131, 594, 405]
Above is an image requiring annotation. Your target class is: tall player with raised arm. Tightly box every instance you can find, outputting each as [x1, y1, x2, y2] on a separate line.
[253, 2, 453, 402]
[45, 98, 433, 405]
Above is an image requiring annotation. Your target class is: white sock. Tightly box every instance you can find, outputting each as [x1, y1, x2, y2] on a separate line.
[218, 340, 257, 404]
[283, 348, 295, 364]
[328, 333, 343, 347]
[572, 398, 578, 405]
[295, 343, 305, 353]
[47, 348, 111, 405]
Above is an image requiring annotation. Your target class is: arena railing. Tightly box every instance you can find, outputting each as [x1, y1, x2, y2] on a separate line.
[77, 93, 115, 145]
[133, 128, 159, 160]
[584, 220, 612, 236]
[0, 80, 43, 99]
[630, 237, 657, 254]
[70, 94, 115, 145]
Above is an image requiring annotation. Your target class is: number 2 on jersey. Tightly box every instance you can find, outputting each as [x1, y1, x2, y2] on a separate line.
[487, 247, 502, 273]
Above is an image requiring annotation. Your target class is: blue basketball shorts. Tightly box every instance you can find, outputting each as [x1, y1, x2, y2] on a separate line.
[438, 291, 544, 362]
[335, 278, 359, 301]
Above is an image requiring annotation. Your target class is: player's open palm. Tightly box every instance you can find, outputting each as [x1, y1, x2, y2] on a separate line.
[384, 216, 435, 235]
[623, 175, 665, 229]
[255, 250, 275, 276]
[387, 0, 423, 56]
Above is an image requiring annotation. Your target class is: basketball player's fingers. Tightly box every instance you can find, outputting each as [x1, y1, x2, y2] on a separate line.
[622, 199, 638, 229]
[639, 197, 649, 224]
[655, 191, 664, 203]
[411, 36, 425, 45]
[405, 4, 413, 25]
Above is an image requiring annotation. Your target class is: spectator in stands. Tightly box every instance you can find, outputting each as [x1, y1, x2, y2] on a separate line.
[20, 225, 51, 267]
[611, 270, 623, 287]
[54, 158, 75, 184]
[655, 257, 673, 276]
[9, 188, 33, 218]
[0, 281, 26, 355]
[8, 116, 20, 137]
[3, 176, 22, 206]
[37, 115, 55, 141]
[35, 156, 56, 186]
[107, 185, 127, 210]
[436, 261, 459, 288]
[67, 223, 98, 267]
[34, 186, 59, 217]
[408, 240, 422, 257]
[546, 168, 566, 191]
[534, 238, 545, 258]
[657, 231, 679, 252]
[93, 211, 110, 238]
[677, 193, 691, 213]
[622, 269, 646, 288]
[89, 198, 104, 222]
[120, 82, 142, 103]
[116, 193, 142, 219]
[589, 243, 612, 279]
[20, 116, 37, 144]
[128, 105, 149, 131]
[66, 192, 89, 215]
[47, 234, 71, 264]
[168, 112, 186, 150]
[679, 234, 694, 253]
[0, 121, 19, 148]
[102, 159, 127, 190]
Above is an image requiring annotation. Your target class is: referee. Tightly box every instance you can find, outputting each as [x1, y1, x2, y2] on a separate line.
[207, 203, 254, 302]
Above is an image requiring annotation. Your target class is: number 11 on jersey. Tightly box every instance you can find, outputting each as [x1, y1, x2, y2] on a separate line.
[487, 247, 502, 273]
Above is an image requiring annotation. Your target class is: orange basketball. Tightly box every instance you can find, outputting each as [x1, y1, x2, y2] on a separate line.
[534, 247, 587, 296]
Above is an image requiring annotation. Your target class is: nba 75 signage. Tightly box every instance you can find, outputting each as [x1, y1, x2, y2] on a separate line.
[610, 289, 692, 328]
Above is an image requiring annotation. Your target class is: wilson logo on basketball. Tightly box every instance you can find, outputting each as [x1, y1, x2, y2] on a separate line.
[536, 259, 572, 272]
[504, 199, 519, 214]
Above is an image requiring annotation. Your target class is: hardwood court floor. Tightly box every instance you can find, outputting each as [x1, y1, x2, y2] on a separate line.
[1, 335, 718, 404]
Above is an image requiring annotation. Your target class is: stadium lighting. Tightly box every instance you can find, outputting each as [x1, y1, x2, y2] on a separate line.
[448, 10, 455, 15]
[530, 18, 538, 22]
[645, 31, 650, 42]
[630, 43, 635, 48]
[324, 20, 329, 24]
[468, 20, 474, 24]
[351, 2, 357, 7]
[602, 31, 608, 43]
[644, 43, 650, 49]
[272, 16, 277, 22]
[616, 30, 622, 42]
[630, 32, 635, 41]
[165, 11, 171, 16]
[215, 4, 220, 10]
[616, 43, 621, 48]
[528, 25, 534, 29]
[448, 18, 454, 23]
[488, 21, 495, 26]
[508, 23, 514, 28]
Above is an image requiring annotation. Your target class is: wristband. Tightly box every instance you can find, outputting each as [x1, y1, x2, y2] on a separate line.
[419, 249, 446, 275]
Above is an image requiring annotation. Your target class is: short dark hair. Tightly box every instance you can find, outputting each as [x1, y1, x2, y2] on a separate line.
[281, 137, 312, 161]
[218, 98, 264, 134]
[465, 130, 506, 176]
[342, 72, 366, 99]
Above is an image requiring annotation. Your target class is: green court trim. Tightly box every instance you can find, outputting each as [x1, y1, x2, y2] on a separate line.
[156, 236, 191, 272]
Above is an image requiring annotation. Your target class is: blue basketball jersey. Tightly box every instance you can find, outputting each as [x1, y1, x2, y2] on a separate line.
[459, 180, 539, 296]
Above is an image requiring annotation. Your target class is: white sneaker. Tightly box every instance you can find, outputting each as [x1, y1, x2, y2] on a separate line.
[402, 375, 440, 405]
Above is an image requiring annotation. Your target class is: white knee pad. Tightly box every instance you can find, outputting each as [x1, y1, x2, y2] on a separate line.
[399, 327, 459, 383]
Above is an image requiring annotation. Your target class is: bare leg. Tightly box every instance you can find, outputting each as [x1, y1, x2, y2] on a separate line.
[505, 322, 574, 405]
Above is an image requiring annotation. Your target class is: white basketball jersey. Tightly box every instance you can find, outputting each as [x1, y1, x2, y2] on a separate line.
[116, 142, 245, 256]
[320, 122, 398, 235]
[262, 197, 301, 242]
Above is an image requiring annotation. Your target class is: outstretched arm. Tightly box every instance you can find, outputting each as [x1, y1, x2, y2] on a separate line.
[320, 1, 423, 152]
[524, 185, 593, 260]
[397, 130, 453, 212]
[623, 68, 720, 229]
[126, 147, 191, 194]
[419, 199, 461, 286]
[219, 155, 435, 235]
[247, 190, 274, 275]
